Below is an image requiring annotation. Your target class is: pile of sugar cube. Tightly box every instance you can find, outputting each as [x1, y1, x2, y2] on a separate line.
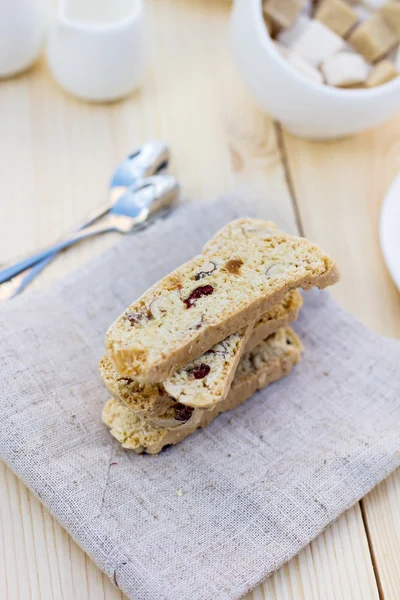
[263, 0, 400, 88]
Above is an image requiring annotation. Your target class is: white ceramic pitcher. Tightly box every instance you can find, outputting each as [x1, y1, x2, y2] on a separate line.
[0, 0, 49, 78]
[46, 0, 146, 102]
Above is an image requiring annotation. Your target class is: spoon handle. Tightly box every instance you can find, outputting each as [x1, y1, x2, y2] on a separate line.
[9, 255, 55, 297]
[6, 193, 122, 296]
[0, 217, 129, 285]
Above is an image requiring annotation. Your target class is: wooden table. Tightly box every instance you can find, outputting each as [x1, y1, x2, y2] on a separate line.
[1, 1, 399, 598]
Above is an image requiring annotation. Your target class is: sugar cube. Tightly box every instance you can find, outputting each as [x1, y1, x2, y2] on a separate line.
[354, 5, 374, 22]
[363, 0, 387, 8]
[263, 0, 304, 29]
[348, 14, 397, 62]
[387, 46, 398, 62]
[366, 59, 399, 86]
[315, 0, 358, 37]
[273, 41, 290, 58]
[264, 15, 272, 35]
[291, 20, 346, 66]
[286, 52, 325, 84]
[301, 0, 313, 16]
[278, 15, 311, 46]
[322, 51, 369, 86]
[380, 1, 400, 39]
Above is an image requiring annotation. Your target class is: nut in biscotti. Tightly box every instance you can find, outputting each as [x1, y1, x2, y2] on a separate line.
[105, 218, 339, 383]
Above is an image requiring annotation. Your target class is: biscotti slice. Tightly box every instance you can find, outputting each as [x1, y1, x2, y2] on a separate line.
[162, 325, 254, 409]
[202, 219, 280, 254]
[100, 229, 300, 412]
[153, 327, 303, 430]
[148, 402, 201, 430]
[99, 290, 302, 413]
[101, 327, 251, 412]
[246, 288, 302, 352]
[102, 327, 302, 454]
[162, 289, 303, 408]
[105, 218, 338, 383]
[99, 355, 176, 416]
[203, 217, 338, 291]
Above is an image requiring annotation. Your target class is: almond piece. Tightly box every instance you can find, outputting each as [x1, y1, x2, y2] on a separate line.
[266, 263, 286, 278]
[149, 291, 181, 319]
[194, 260, 217, 281]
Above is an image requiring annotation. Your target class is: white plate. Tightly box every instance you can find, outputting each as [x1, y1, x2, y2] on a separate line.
[380, 173, 400, 291]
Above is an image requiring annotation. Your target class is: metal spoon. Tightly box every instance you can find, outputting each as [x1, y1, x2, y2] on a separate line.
[0, 141, 170, 298]
[0, 174, 179, 290]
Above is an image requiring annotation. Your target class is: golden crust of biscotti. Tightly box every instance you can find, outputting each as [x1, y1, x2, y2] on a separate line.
[99, 355, 176, 415]
[202, 219, 339, 290]
[101, 327, 302, 454]
[105, 218, 338, 383]
[99, 290, 302, 413]
[246, 289, 302, 352]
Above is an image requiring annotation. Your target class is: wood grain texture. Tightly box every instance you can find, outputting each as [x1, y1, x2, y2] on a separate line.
[252, 505, 379, 600]
[281, 125, 400, 338]
[282, 122, 400, 600]
[362, 471, 400, 600]
[0, 0, 396, 598]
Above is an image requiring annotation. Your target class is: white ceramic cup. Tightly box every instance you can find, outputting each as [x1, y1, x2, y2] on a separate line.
[0, 0, 49, 78]
[231, 0, 400, 140]
[46, 0, 146, 102]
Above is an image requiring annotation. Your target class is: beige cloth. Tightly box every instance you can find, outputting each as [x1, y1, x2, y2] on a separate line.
[0, 197, 399, 600]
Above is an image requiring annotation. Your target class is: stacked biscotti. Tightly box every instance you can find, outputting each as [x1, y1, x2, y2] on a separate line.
[100, 218, 339, 454]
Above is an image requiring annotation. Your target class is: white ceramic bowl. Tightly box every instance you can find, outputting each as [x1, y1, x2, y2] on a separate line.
[46, 0, 146, 103]
[231, 0, 400, 140]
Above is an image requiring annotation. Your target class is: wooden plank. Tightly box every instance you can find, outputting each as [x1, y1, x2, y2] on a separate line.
[362, 471, 400, 600]
[282, 120, 400, 600]
[253, 505, 379, 600]
[281, 124, 400, 338]
[0, 463, 124, 600]
[0, 0, 381, 598]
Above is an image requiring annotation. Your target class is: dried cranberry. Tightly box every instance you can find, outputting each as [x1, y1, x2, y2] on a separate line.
[174, 404, 194, 422]
[212, 343, 229, 358]
[189, 363, 211, 379]
[183, 285, 214, 308]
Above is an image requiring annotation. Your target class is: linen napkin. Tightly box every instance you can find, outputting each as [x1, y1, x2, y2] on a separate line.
[0, 197, 399, 600]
